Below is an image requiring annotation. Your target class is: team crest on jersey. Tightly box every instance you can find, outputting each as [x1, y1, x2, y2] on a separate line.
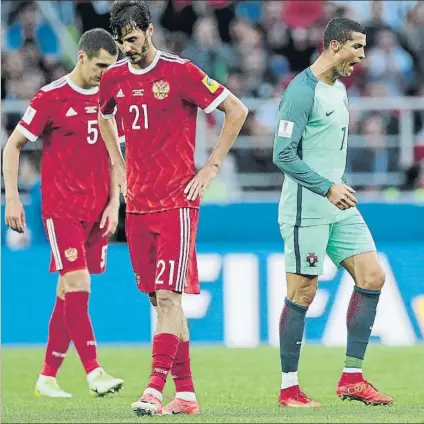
[202, 75, 219, 93]
[306, 253, 318, 267]
[152, 80, 170, 100]
[64, 247, 78, 262]
[135, 273, 141, 286]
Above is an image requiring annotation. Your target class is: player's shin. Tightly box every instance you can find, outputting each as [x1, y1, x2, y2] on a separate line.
[279, 298, 308, 389]
[171, 314, 196, 401]
[63, 271, 101, 374]
[41, 296, 71, 377]
[343, 286, 381, 380]
[145, 290, 181, 399]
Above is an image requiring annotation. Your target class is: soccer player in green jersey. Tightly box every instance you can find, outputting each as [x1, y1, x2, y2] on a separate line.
[273, 17, 392, 407]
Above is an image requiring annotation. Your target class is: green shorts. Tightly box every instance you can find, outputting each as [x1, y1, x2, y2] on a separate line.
[280, 211, 376, 276]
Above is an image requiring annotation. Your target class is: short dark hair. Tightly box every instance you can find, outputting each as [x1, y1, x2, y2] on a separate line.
[323, 17, 366, 50]
[110, 0, 151, 39]
[78, 28, 118, 59]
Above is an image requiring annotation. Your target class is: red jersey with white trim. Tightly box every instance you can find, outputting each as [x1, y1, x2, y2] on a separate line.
[98, 51, 230, 214]
[16, 75, 110, 222]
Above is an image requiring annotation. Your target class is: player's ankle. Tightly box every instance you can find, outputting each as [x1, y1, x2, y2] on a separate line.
[40, 363, 58, 378]
[176, 391, 197, 401]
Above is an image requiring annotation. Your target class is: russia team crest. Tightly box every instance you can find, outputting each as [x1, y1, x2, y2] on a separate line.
[152, 80, 170, 100]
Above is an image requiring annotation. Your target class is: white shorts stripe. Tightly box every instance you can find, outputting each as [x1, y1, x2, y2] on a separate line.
[178, 209, 190, 292]
[175, 208, 191, 292]
[182, 209, 191, 290]
[175, 209, 185, 291]
[46, 219, 63, 270]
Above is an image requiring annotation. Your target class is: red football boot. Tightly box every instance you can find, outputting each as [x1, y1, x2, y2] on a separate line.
[278, 385, 322, 408]
[337, 374, 393, 406]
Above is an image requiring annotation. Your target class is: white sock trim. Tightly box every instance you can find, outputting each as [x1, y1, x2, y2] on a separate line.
[144, 387, 163, 401]
[176, 391, 197, 401]
[281, 371, 299, 389]
[38, 375, 56, 382]
[343, 367, 362, 374]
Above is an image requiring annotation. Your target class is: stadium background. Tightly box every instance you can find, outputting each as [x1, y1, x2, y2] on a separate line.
[1, 0, 424, 348]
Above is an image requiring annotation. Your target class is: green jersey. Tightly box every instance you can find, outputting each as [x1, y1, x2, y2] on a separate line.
[273, 67, 356, 227]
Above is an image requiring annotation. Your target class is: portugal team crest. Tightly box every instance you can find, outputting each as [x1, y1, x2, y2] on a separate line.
[306, 253, 318, 267]
[152, 80, 170, 100]
[64, 247, 78, 262]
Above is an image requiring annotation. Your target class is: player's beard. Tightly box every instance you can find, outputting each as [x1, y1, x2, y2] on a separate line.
[129, 37, 150, 64]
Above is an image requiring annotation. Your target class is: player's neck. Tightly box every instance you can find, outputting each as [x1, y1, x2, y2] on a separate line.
[130, 46, 158, 70]
[310, 54, 339, 86]
[68, 67, 94, 90]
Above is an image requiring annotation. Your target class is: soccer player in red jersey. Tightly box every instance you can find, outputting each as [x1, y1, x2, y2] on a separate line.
[3, 29, 124, 398]
[98, 0, 248, 416]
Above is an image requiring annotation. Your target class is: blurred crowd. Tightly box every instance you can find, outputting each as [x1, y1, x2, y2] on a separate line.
[2, 0, 424, 198]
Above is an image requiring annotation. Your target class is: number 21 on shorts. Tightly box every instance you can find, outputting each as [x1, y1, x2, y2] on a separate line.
[156, 259, 175, 285]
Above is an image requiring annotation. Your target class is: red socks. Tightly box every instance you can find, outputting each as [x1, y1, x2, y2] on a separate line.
[64, 292, 100, 374]
[340, 372, 364, 385]
[147, 334, 179, 393]
[172, 340, 195, 393]
[41, 297, 71, 377]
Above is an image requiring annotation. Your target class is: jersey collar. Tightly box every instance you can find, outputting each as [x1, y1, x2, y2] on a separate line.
[65, 75, 99, 95]
[127, 50, 161, 75]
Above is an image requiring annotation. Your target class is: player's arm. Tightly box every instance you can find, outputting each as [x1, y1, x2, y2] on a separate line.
[97, 74, 126, 197]
[181, 62, 248, 200]
[273, 86, 357, 209]
[273, 86, 334, 196]
[3, 91, 49, 232]
[2, 130, 28, 233]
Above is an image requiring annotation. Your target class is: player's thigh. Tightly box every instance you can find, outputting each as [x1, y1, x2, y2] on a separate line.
[280, 223, 329, 276]
[155, 208, 199, 293]
[125, 213, 157, 293]
[327, 211, 377, 269]
[44, 218, 88, 275]
[85, 222, 109, 274]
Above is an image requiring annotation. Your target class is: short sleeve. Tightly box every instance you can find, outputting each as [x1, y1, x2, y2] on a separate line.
[180, 61, 230, 114]
[16, 90, 50, 142]
[99, 72, 117, 119]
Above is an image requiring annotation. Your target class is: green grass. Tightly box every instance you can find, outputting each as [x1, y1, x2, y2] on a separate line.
[2, 345, 424, 423]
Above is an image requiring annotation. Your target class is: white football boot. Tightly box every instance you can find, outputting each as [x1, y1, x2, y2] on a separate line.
[87, 367, 124, 397]
[34, 375, 72, 398]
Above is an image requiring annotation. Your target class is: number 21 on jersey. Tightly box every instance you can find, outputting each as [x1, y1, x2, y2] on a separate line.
[129, 104, 149, 129]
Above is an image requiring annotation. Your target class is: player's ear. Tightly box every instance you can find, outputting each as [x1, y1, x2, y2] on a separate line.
[77, 50, 86, 64]
[330, 39, 341, 53]
[147, 23, 154, 37]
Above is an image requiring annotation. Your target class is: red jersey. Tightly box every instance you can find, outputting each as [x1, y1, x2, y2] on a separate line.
[17, 75, 110, 222]
[98, 51, 230, 214]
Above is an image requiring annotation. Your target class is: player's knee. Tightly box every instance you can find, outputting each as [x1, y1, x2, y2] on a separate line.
[148, 292, 157, 307]
[359, 267, 386, 291]
[156, 290, 181, 316]
[287, 275, 318, 307]
[62, 270, 91, 293]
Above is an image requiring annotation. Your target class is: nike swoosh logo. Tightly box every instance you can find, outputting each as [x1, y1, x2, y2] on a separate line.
[326, 110, 335, 116]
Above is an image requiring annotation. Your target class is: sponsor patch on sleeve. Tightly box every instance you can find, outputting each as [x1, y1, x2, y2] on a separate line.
[22, 105, 37, 125]
[202, 76, 219, 93]
[278, 120, 294, 138]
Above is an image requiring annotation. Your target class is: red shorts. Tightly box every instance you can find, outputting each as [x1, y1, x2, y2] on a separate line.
[126, 208, 199, 294]
[44, 218, 108, 275]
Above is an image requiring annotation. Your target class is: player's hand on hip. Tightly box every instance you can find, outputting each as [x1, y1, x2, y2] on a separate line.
[100, 201, 119, 238]
[5, 197, 26, 234]
[326, 184, 358, 210]
[184, 163, 218, 201]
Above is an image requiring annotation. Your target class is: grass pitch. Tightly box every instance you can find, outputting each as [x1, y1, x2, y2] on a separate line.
[2, 345, 424, 423]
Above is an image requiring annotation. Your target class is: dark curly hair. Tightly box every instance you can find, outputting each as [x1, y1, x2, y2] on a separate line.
[110, 0, 151, 39]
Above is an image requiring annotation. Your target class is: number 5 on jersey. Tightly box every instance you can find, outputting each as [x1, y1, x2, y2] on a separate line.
[129, 104, 149, 129]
